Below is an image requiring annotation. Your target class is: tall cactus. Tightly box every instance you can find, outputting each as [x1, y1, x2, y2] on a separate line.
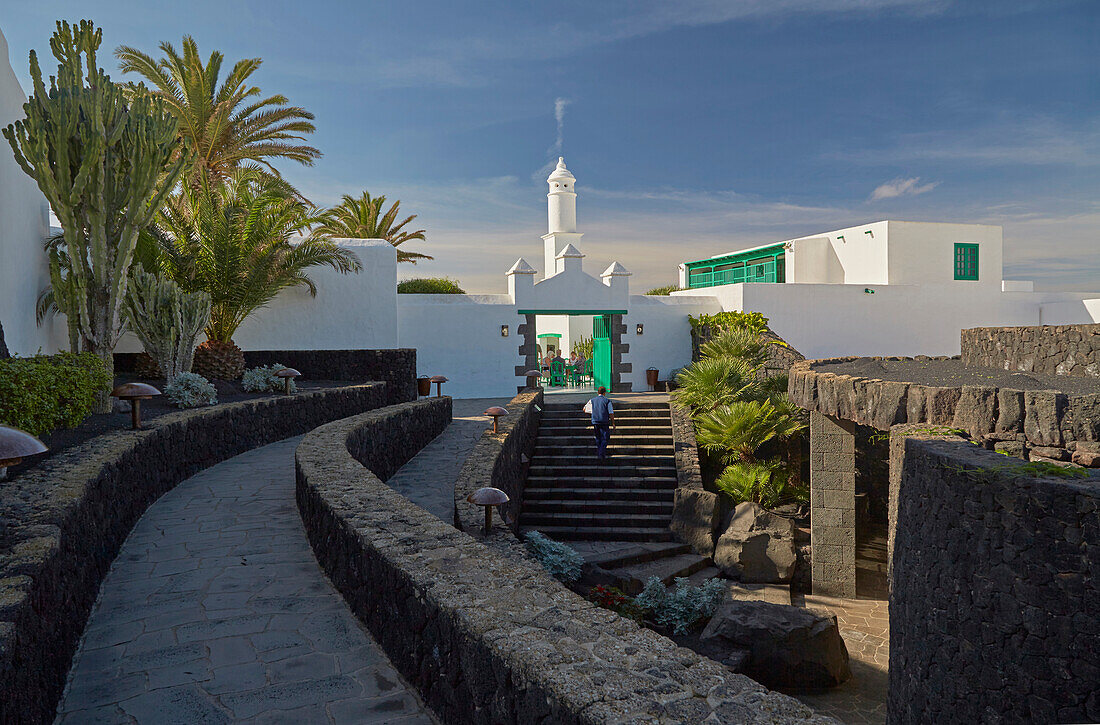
[124, 269, 210, 384]
[2, 20, 187, 411]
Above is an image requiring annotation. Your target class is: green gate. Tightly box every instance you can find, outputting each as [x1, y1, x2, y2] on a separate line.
[592, 315, 612, 391]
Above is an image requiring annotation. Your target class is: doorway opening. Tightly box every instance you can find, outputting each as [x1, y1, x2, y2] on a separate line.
[523, 310, 622, 396]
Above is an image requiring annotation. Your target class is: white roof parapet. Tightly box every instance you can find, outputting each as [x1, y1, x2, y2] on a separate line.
[507, 258, 537, 275]
[556, 243, 584, 259]
[601, 261, 632, 277]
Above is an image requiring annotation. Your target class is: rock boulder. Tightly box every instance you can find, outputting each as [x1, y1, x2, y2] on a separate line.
[700, 599, 851, 689]
[713, 502, 796, 583]
[670, 488, 720, 557]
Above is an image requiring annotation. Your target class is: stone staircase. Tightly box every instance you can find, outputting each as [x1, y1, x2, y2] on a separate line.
[521, 400, 680, 542]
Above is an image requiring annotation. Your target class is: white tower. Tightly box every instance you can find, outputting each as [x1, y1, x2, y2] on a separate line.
[542, 157, 584, 277]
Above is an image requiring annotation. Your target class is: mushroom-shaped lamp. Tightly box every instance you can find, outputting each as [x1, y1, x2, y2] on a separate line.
[430, 375, 448, 397]
[466, 486, 510, 534]
[524, 369, 542, 388]
[484, 406, 509, 433]
[111, 382, 161, 430]
[276, 367, 301, 395]
[0, 425, 47, 477]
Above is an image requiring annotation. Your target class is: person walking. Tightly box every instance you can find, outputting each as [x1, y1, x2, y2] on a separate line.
[584, 386, 615, 460]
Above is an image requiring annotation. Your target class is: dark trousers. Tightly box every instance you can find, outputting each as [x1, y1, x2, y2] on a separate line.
[592, 423, 611, 459]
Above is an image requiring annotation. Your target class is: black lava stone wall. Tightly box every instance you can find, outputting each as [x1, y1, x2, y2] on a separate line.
[115, 348, 417, 404]
[962, 323, 1100, 378]
[0, 384, 388, 725]
[889, 436, 1100, 724]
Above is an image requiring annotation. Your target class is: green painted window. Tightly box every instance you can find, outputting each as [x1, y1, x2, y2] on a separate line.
[954, 243, 979, 280]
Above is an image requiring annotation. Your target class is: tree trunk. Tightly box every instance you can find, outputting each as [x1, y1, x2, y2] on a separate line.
[93, 343, 115, 414]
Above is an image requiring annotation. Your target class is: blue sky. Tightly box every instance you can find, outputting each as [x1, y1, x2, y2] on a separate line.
[3, 0, 1098, 292]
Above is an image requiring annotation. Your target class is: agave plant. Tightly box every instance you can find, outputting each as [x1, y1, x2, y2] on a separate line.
[317, 191, 432, 264]
[116, 36, 320, 187]
[150, 168, 361, 378]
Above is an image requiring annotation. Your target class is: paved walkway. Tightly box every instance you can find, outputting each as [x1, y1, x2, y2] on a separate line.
[790, 595, 889, 725]
[56, 437, 435, 724]
[383, 397, 508, 522]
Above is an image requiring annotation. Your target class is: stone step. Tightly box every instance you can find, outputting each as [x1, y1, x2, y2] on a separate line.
[616, 553, 714, 587]
[527, 465, 677, 478]
[524, 486, 672, 501]
[525, 475, 678, 489]
[522, 526, 678, 543]
[522, 499, 674, 515]
[531, 454, 675, 466]
[542, 410, 669, 420]
[583, 542, 691, 568]
[542, 402, 668, 411]
[540, 419, 672, 430]
[681, 566, 723, 588]
[533, 433, 673, 444]
[520, 511, 672, 528]
[533, 444, 676, 457]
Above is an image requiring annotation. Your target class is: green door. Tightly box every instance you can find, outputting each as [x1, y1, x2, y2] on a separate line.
[592, 315, 612, 391]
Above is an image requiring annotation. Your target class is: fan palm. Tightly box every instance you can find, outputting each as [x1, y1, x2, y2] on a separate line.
[698, 327, 770, 366]
[714, 460, 806, 509]
[116, 36, 320, 186]
[695, 399, 806, 465]
[152, 168, 361, 345]
[317, 191, 432, 264]
[672, 355, 762, 414]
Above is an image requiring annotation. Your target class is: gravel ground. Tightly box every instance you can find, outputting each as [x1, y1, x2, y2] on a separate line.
[812, 358, 1100, 397]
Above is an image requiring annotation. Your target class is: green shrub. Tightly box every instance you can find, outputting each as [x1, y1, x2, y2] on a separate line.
[523, 531, 584, 583]
[645, 284, 678, 295]
[164, 372, 217, 408]
[242, 364, 295, 394]
[0, 353, 111, 436]
[397, 277, 465, 294]
[633, 576, 727, 634]
[689, 311, 770, 335]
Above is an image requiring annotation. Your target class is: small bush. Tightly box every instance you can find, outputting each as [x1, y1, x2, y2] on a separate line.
[523, 531, 584, 583]
[242, 364, 296, 394]
[0, 353, 111, 436]
[645, 284, 678, 295]
[164, 372, 217, 408]
[633, 576, 727, 634]
[689, 311, 770, 336]
[398, 277, 465, 294]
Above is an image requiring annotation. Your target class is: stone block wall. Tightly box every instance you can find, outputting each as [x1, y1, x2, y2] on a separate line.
[0, 384, 389, 725]
[114, 348, 418, 404]
[669, 401, 720, 557]
[889, 435, 1100, 723]
[454, 389, 541, 534]
[296, 402, 831, 724]
[809, 411, 856, 597]
[962, 323, 1100, 378]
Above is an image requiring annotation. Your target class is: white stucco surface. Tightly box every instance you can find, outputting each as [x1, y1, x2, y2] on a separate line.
[0, 29, 50, 356]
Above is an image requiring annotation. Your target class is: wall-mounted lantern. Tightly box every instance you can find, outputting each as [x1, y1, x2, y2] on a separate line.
[501, 325, 509, 337]
[636, 323, 644, 335]
[864, 288, 876, 295]
[865, 230, 874, 238]
[837, 235, 846, 243]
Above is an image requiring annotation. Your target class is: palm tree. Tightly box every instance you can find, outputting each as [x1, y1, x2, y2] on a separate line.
[317, 191, 432, 264]
[151, 168, 361, 378]
[116, 36, 320, 186]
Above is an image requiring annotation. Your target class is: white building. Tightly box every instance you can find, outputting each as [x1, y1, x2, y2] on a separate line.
[1, 30, 1096, 398]
[674, 220, 1100, 360]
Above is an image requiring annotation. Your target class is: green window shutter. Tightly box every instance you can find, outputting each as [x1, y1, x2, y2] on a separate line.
[954, 243, 979, 280]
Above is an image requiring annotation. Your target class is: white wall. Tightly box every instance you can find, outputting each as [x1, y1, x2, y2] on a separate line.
[1039, 298, 1100, 325]
[622, 294, 720, 389]
[397, 293, 522, 399]
[233, 239, 398, 350]
[886, 221, 1002, 287]
[786, 236, 843, 284]
[789, 221, 890, 285]
[0, 29, 51, 356]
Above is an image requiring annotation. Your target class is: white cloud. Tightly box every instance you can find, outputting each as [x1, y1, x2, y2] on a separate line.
[869, 177, 939, 201]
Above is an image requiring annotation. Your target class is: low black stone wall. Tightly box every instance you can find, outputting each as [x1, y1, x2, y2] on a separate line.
[0, 384, 388, 725]
[296, 402, 829, 724]
[962, 323, 1100, 378]
[453, 389, 541, 534]
[889, 434, 1100, 723]
[114, 348, 417, 404]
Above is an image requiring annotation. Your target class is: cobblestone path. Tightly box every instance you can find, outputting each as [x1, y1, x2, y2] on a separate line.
[383, 397, 508, 521]
[56, 437, 435, 724]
